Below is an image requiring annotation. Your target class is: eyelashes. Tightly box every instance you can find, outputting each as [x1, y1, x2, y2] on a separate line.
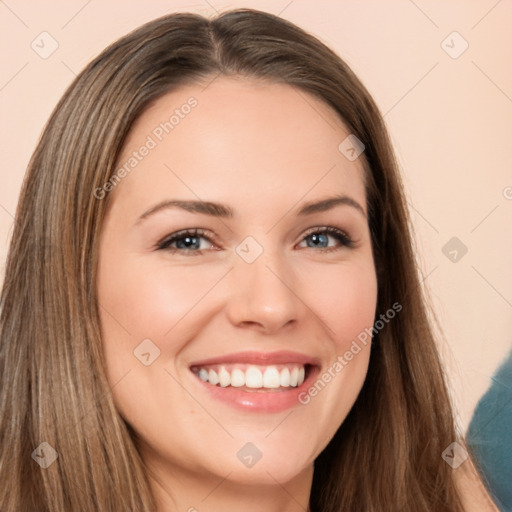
[299, 226, 354, 250]
[157, 228, 216, 254]
[156, 226, 355, 255]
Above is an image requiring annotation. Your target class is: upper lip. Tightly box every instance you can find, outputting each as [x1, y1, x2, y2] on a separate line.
[189, 350, 320, 368]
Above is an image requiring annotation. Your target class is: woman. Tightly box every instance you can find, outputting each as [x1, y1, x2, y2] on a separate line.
[0, 8, 499, 512]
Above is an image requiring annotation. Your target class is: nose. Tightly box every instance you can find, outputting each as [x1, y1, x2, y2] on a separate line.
[224, 246, 304, 334]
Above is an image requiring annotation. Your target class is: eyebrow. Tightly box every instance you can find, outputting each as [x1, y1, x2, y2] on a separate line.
[136, 194, 366, 224]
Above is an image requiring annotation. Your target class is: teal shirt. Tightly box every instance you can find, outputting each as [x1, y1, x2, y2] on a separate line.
[467, 349, 512, 512]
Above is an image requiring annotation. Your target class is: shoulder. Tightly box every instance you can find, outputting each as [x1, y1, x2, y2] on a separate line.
[453, 454, 500, 512]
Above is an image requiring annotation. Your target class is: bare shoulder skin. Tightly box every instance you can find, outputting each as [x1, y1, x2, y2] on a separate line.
[455, 455, 500, 512]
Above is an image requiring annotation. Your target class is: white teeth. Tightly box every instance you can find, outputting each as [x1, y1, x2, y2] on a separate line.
[208, 369, 219, 385]
[280, 368, 290, 387]
[245, 366, 263, 388]
[231, 368, 245, 387]
[297, 366, 305, 386]
[219, 366, 230, 387]
[263, 367, 281, 388]
[194, 364, 307, 389]
[290, 367, 299, 387]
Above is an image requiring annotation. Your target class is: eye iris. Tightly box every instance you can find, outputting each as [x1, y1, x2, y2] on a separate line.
[176, 236, 200, 249]
[308, 233, 328, 248]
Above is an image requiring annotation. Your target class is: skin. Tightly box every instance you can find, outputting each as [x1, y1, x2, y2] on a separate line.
[96, 76, 378, 512]
[456, 456, 500, 512]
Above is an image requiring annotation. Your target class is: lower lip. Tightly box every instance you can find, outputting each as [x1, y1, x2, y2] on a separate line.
[191, 366, 319, 413]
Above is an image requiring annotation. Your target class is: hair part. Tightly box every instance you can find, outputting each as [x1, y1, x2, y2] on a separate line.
[0, 8, 464, 511]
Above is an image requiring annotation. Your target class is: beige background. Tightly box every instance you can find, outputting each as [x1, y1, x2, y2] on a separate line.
[1, 0, 511, 432]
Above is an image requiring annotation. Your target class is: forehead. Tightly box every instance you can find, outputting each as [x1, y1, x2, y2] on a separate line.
[112, 76, 367, 215]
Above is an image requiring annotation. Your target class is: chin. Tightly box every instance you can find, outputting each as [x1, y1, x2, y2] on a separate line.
[203, 435, 317, 486]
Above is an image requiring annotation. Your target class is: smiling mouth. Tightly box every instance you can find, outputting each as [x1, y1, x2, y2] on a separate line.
[190, 363, 312, 391]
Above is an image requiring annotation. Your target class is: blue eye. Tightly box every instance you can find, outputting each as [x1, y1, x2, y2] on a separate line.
[157, 226, 354, 255]
[157, 229, 214, 254]
[299, 227, 354, 251]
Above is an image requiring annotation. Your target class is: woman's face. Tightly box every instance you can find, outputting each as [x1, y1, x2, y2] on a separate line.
[97, 76, 377, 491]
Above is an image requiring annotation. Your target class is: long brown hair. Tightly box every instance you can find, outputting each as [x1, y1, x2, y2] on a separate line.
[0, 8, 465, 511]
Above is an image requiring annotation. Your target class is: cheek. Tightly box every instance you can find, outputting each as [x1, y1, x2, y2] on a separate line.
[302, 258, 378, 348]
[97, 251, 226, 342]
[291, 257, 377, 449]
[96, 253, 221, 429]
[291, 253, 376, 374]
